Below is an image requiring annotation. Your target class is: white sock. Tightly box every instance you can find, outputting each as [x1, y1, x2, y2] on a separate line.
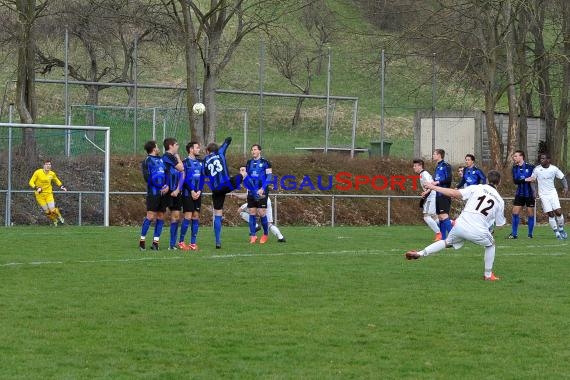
[555, 215, 565, 230]
[424, 215, 440, 233]
[419, 240, 446, 256]
[240, 211, 249, 223]
[484, 245, 495, 277]
[269, 224, 284, 239]
[549, 217, 558, 232]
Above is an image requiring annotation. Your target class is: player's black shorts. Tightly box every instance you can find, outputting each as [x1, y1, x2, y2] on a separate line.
[146, 193, 169, 212]
[436, 195, 451, 215]
[247, 194, 268, 209]
[182, 195, 201, 213]
[211, 174, 243, 210]
[167, 192, 183, 211]
[513, 195, 535, 208]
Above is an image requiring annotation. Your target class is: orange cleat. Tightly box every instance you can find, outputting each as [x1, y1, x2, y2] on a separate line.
[405, 250, 420, 260]
[259, 235, 269, 244]
[189, 243, 198, 251]
[434, 232, 442, 241]
[177, 241, 190, 251]
[249, 236, 258, 244]
[484, 273, 500, 281]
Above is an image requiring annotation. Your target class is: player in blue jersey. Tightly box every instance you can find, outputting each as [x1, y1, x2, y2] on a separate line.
[456, 154, 486, 188]
[203, 136, 243, 248]
[162, 138, 185, 250]
[432, 149, 453, 239]
[243, 144, 273, 244]
[508, 150, 535, 239]
[139, 140, 169, 251]
[178, 141, 204, 251]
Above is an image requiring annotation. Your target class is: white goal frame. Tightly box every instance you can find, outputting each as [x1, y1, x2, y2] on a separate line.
[1, 122, 111, 227]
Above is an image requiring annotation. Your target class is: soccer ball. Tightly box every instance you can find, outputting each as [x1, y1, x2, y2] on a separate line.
[192, 102, 206, 115]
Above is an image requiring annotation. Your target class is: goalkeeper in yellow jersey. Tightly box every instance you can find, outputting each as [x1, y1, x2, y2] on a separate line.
[29, 160, 68, 226]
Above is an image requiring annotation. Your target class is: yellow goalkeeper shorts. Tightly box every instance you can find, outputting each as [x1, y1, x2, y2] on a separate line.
[35, 192, 55, 208]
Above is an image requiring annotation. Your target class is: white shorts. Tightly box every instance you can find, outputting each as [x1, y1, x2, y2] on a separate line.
[539, 194, 561, 213]
[446, 222, 495, 249]
[423, 197, 436, 215]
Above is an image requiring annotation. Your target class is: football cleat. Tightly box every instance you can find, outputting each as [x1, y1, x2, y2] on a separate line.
[278, 237, 286, 243]
[559, 230, 568, 239]
[168, 246, 178, 251]
[177, 241, 190, 251]
[484, 273, 500, 281]
[215, 243, 221, 249]
[58, 216, 65, 224]
[506, 234, 518, 239]
[189, 243, 198, 251]
[139, 240, 146, 251]
[150, 242, 159, 251]
[527, 234, 533, 239]
[249, 236, 258, 244]
[405, 250, 420, 260]
[259, 235, 269, 244]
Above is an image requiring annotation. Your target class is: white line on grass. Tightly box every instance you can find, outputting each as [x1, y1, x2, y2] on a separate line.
[0, 245, 567, 267]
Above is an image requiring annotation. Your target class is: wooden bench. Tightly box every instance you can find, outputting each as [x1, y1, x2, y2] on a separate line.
[294, 147, 369, 156]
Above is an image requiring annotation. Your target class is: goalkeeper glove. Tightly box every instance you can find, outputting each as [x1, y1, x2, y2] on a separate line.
[36, 187, 42, 193]
[60, 185, 67, 191]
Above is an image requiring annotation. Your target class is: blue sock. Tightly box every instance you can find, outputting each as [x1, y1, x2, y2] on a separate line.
[440, 218, 451, 239]
[154, 219, 164, 240]
[191, 219, 199, 244]
[170, 222, 179, 248]
[141, 217, 152, 237]
[249, 215, 257, 236]
[261, 216, 269, 235]
[180, 219, 190, 242]
[214, 215, 222, 244]
[528, 216, 535, 236]
[512, 214, 520, 236]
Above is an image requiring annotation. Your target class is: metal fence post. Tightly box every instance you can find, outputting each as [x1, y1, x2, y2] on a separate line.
[387, 196, 391, 226]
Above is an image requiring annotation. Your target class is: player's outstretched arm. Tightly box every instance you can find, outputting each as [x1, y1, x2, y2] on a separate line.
[424, 182, 462, 199]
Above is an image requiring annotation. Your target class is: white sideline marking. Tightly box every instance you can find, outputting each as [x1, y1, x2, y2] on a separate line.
[0, 246, 567, 267]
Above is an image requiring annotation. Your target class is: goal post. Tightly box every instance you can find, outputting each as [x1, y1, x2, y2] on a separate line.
[0, 123, 111, 227]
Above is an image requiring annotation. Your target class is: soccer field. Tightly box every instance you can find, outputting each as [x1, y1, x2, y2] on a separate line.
[1, 225, 569, 379]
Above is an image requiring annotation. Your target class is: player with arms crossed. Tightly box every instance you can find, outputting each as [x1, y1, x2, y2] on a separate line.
[162, 138, 185, 250]
[509, 150, 535, 239]
[243, 144, 273, 244]
[413, 159, 441, 241]
[456, 154, 486, 188]
[525, 153, 568, 240]
[405, 170, 506, 281]
[432, 149, 453, 239]
[29, 159, 68, 226]
[203, 136, 243, 249]
[178, 141, 204, 251]
[139, 140, 169, 251]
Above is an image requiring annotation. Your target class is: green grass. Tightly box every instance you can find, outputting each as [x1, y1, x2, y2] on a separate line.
[1, 225, 570, 378]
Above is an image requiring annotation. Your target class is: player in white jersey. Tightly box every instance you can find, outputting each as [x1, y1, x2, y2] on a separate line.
[405, 170, 506, 281]
[231, 192, 286, 242]
[525, 153, 568, 239]
[413, 159, 441, 241]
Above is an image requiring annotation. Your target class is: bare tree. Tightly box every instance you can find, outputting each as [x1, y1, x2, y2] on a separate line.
[161, 0, 305, 146]
[0, 0, 51, 159]
[267, 30, 321, 127]
[35, 0, 171, 124]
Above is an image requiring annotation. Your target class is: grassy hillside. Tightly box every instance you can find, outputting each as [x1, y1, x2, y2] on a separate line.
[0, 0, 443, 158]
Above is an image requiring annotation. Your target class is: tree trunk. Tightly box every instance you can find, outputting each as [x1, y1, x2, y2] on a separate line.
[514, 3, 531, 156]
[85, 85, 99, 126]
[292, 97, 306, 127]
[554, 0, 570, 167]
[180, 1, 203, 146]
[15, 0, 38, 159]
[203, 71, 217, 144]
[504, 0, 519, 166]
[531, 3, 556, 159]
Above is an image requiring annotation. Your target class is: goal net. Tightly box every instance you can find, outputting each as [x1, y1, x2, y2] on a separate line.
[0, 123, 110, 227]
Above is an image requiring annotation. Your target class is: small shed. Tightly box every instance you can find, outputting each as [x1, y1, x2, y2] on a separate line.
[413, 110, 546, 165]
